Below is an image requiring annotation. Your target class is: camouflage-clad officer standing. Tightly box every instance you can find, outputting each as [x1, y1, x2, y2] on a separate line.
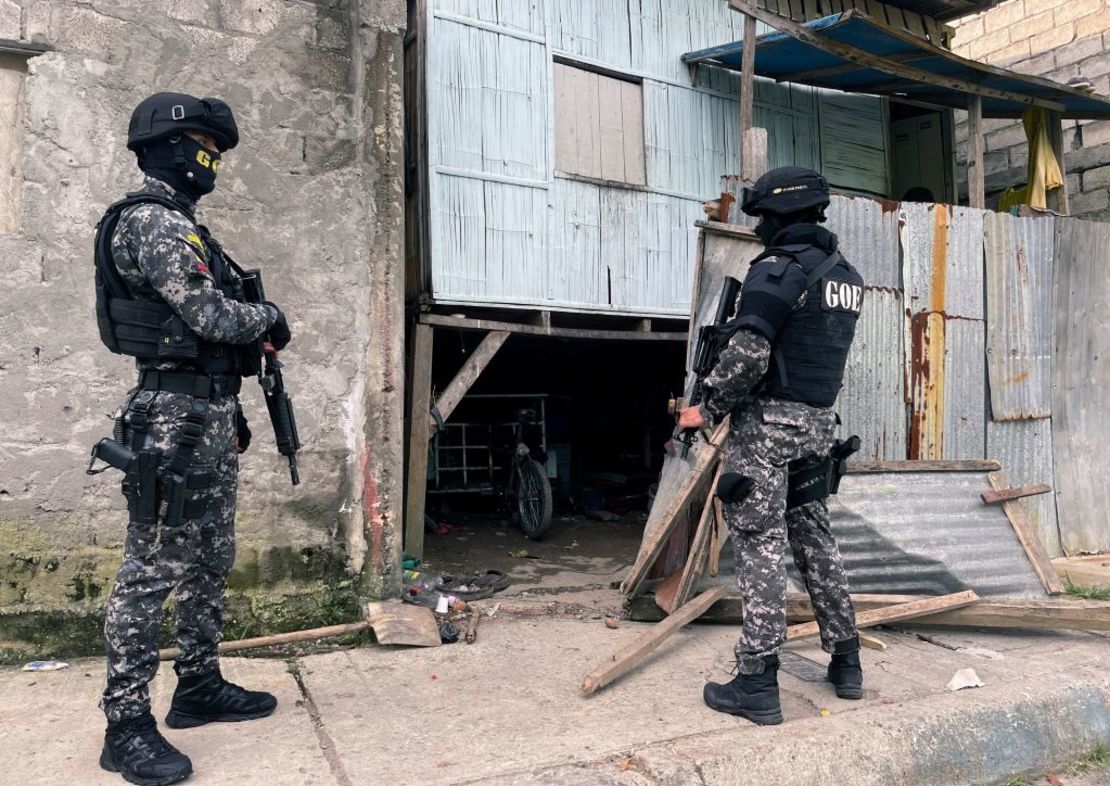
[678, 167, 865, 725]
[92, 93, 292, 785]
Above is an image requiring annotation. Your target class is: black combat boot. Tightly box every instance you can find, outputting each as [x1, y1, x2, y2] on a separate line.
[100, 712, 193, 786]
[165, 668, 277, 729]
[828, 636, 863, 699]
[703, 654, 783, 725]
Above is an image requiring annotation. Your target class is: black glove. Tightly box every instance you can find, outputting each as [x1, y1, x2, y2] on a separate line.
[265, 302, 291, 351]
[235, 405, 252, 453]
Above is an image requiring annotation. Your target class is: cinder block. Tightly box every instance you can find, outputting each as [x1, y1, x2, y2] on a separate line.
[1055, 32, 1104, 68]
[1029, 24, 1077, 55]
[1069, 187, 1110, 215]
[0, 0, 19, 39]
[1009, 9, 1055, 42]
[1082, 163, 1110, 191]
[1076, 7, 1110, 40]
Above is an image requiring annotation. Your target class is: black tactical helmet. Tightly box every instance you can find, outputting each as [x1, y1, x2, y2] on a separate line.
[741, 166, 830, 217]
[127, 92, 239, 153]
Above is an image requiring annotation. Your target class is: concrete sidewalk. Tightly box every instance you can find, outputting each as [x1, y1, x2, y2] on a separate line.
[2, 607, 1109, 786]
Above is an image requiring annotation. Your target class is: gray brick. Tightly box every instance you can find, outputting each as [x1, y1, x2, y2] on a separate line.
[1082, 163, 1110, 191]
[1010, 51, 1056, 77]
[1070, 187, 1110, 216]
[986, 149, 1011, 175]
[1077, 51, 1110, 81]
[1056, 33, 1105, 68]
[1065, 141, 1110, 173]
[0, 0, 18, 39]
[985, 122, 1027, 153]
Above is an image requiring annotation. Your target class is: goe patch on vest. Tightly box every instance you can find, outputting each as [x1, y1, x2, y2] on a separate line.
[820, 278, 863, 315]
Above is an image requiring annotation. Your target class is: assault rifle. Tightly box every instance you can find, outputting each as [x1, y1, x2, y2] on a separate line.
[237, 267, 302, 486]
[675, 276, 742, 458]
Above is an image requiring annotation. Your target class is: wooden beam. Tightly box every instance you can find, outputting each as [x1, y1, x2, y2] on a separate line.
[783, 50, 934, 82]
[859, 632, 887, 651]
[786, 590, 980, 640]
[1053, 555, 1110, 589]
[980, 483, 1052, 505]
[743, 127, 770, 184]
[429, 330, 510, 437]
[1046, 110, 1069, 215]
[581, 585, 730, 695]
[987, 471, 1064, 595]
[668, 464, 726, 612]
[847, 459, 1001, 473]
[968, 94, 985, 209]
[621, 419, 730, 598]
[419, 313, 687, 342]
[727, 1, 1067, 113]
[740, 12, 758, 183]
[404, 323, 435, 559]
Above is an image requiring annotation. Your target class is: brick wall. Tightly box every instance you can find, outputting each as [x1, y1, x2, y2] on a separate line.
[949, 0, 1110, 218]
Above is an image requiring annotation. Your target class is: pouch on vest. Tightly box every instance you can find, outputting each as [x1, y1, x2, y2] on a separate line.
[156, 314, 201, 360]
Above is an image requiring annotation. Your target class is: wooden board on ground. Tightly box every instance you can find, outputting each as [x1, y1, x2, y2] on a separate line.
[582, 585, 729, 695]
[366, 602, 441, 647]
[980, 483, 1052, 505]
[1053, 555, 1110, 589]
[786, 591, 980, 640]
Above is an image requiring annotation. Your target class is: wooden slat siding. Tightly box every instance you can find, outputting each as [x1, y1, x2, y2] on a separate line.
[598, 76, 626, 183]
[788, 0, 804, 22]
[987, 471, 1065, 595]
[621, 81, 646, 184]
[418, 314, 688, 341]
[670, 464, 726, 610]
[553, 64, 578, 176]
[729, 0, 1067, 113]
[581, 585, 730, 695]
[903, 10, 927, 37]
[581, 70, 602, 178]
[864, 0, 887, 24]
[803, 0, 820, 20]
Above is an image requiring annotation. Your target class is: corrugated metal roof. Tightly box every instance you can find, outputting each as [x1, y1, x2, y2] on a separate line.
[984, 212, 1054, 421]
[1052, 217, 1110, 554]
[825, 471, 1048, 597]
[942, 317, 987, 460]
[683, 11, 1110, 119]
[987, 417, 1061, 557]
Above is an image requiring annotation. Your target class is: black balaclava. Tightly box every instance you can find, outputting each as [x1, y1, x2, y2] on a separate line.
[138, 135, 220, 201]
[755, 207, 826, 247]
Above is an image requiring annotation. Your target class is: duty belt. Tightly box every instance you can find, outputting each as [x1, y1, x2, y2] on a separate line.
[138, 369, 242, 400]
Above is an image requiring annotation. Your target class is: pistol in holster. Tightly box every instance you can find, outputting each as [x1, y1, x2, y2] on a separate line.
[87, 438, 168, 527]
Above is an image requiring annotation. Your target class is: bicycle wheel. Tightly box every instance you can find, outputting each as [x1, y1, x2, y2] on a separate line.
[513, 458, 553, 540]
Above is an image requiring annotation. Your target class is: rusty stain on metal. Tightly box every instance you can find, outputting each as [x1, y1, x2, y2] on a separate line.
[909, 204, 949, 460]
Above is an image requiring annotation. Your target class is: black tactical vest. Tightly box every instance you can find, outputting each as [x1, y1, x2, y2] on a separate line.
[762, 243, 864, 408]
[93, 192, 249, 376]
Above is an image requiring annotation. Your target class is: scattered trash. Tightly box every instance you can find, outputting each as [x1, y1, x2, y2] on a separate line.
[586, 510, 620, 522]
[22, 660, 69, 672]
[1046, 773, 1064, 786]
[438, 570, 511, 600]
[819, 708, 831, 717]
[488, 603, 502, 618]
[946, 667, 985, 691]
[439, 622, 460, 644]
[508, 549, 539, 559]
[430, 673, 438, 681]
[435, 595, 451, 614]
[465, 608, 481, 644]
[564, 540, 580, 550]
[604, 617, 620, 629]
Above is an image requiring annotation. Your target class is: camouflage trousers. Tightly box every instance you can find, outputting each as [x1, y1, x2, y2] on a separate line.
[101, 389, 239, 723]
[722, 397, 857, 675]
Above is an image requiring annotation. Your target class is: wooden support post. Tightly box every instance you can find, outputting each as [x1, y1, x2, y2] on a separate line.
[581, 585, 730, 695]
[739, 13, 769, 185]
[1046, 110, 1069, 215]
[968, 95, 985, 209]
[428, 330, 511, 438]
[404, 323, 435, 559]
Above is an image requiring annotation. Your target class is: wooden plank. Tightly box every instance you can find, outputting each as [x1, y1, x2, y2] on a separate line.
[621, 80, 646, 184]
[727, 0, 1067, 113]
[968, 94, 985, 209]
[980, 484, 1052, 505]
[652, 569, 684, 615]
[803, 0, 820, 20]
[847, 459, 1001, 473]
[419, 313, 688, 342]
[577, 69, 602, 179]
[598, 74, 626, 183]
[988, 471, 1065, 595]
[742, 127, 769, 184]
[581, 585, 730, 695]
[160, 621, 370, 660]
[859, 632, 887, 651]
[405, 323, 435, 560]
[902, 8, 928, 38]
[428, 330, 510, 437]
[621, 419, 730, 598]
[670, 464, 725, 611]
[1053, 556, 1110, 589]
[708, 497, 725, 578]
[1046, 109, 1069, 215]
[786, 591, 981, 640]
[553, 63, 577, 175]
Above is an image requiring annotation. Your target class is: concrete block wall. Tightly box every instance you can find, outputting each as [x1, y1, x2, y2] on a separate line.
[949, 0, 1110, 218]
[0, 0, 406, 651]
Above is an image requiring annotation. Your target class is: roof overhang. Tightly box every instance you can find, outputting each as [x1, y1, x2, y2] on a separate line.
[684, 3, 1110, 120]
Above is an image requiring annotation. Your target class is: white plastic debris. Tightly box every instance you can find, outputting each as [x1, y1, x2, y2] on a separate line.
[946, 667, 985, 691]
[22, 660, 69, 672]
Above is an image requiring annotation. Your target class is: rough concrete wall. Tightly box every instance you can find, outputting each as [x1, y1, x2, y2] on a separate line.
[0, 0, 405, 633]
[949, 0, 1110, 217]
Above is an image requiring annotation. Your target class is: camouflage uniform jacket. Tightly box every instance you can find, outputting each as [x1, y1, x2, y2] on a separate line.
[109, 175, 276, 370]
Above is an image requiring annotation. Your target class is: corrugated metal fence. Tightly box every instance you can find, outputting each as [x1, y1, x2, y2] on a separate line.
[719, 187, 1110, 556]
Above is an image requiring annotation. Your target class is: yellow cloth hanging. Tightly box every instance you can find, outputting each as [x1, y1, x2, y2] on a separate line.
[1022, 107, 1063, 209]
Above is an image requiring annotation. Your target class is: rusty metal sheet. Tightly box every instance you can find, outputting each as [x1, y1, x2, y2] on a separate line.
[987, 417, 1061, 557]
[984, 212, 1054, 421]
[1052, 217, 1110, 554]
